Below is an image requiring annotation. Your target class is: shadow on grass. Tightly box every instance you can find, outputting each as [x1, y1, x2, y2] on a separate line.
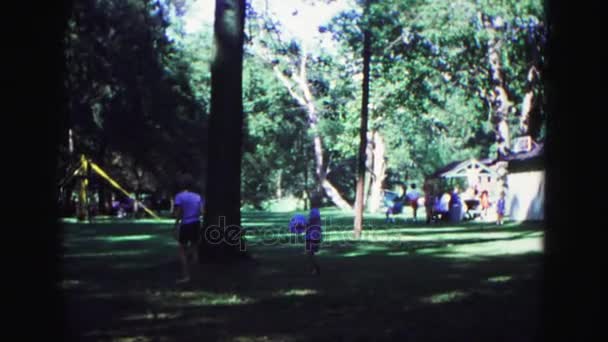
[61, 213, 544, 342]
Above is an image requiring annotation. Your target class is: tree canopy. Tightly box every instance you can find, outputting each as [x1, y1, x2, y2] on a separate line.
[60, 0, 546, 213]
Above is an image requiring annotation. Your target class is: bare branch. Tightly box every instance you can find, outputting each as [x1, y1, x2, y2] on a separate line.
[272, 65, 307, 107]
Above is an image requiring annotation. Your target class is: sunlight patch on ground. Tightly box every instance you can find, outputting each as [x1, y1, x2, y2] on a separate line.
[277, 289, 318, 297]
[486, 275, 513, 283]
[228, 335, 297, 342]
[342, 245, 390, 257]
[60, 218, 173, 225]
[97, 234, 155, 242]
[244, 228, 542, 246]
[188, 293, 255, 306]
[64, 249, 151, 258]
[387, 251, 409, 256]
[122, 312, 180, 321]
[359, 231, 528, 243]
[362, 227, 468, 234]
[421, 290, 470, 304]
[417, 236, 543, 258]
[154, 290, 255, 306]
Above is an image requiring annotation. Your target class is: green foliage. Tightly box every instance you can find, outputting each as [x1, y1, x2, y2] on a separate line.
[63, 0, 208, 194]
[241, 57, 312, 208]
[61, 0, 547, 209]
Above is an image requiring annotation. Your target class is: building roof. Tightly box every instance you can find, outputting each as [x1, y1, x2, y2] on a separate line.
[428, 141, 545, 179]
[505, 142, 544, 172]
[428, 158, 499, 179]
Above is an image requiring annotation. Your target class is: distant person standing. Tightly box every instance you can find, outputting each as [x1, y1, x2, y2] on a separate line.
[496, 191, 506, 225]
[173, 174, 205, 284]
[423, 182, 434, 224]
[385, 195, 404, 223]
[449, 187, 462, 222]
[436, 192, 451, 222]
[480, 190, 490, 219]
[406, 184, 421, 222]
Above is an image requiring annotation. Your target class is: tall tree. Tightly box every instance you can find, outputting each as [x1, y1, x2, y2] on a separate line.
[354, 0, 371, 238]
[248, 9, 353, 211]
[201, 0, 248, 260]
[63, 0, 207, 207]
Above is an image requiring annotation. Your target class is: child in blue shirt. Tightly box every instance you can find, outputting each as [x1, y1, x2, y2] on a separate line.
[496, 191, 506, 225]
[306, 195, 322, 275]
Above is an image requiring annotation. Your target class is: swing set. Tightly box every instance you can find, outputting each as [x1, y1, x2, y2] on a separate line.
[59, 154, 160, 221]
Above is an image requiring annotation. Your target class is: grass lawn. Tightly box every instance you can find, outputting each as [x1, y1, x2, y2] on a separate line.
[61, 209, 544, 341]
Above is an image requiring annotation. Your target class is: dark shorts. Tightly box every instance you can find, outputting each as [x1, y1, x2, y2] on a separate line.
[306, 239, 321, 254]
[178, 221, 201, 245]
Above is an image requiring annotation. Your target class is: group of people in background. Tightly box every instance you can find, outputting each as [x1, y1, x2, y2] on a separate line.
[387, 181, 507, 225]
[385, 183, 421, 223]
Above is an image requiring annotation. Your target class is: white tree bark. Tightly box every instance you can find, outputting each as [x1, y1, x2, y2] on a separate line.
[366, 130, 387, 213]
[482, 13, 514, 156]
[270, 50, 353, 211]
[519, 66, 539, 135]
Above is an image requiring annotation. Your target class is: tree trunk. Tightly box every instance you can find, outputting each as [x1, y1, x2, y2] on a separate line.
[96, 140, 108, 215]
[276, 169, 282, 199]
[519, 65, 539, 135]
[354, 26, 371, 239]
[77, 155, 88, 221]
[201, 0, 248, 261]
[482, 13, 514, 157]
[302, 132, 309, 210]
[364, 155, 372, 209]
[367, 130, 387, 213]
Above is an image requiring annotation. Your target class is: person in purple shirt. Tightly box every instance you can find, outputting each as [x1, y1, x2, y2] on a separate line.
[305, 194, 323, 276]
[173, 174, 205, 283]
[496, 191, 506, 226]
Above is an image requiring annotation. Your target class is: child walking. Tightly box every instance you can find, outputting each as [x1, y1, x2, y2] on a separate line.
[306, 195, 323, 275]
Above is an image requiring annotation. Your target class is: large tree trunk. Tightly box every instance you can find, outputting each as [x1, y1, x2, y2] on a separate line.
[96, 140, 108, 215]
[482, 13, 514, 157]
[275, 169, 282, 199]
[301, 131, 309, 210]
[201, 0, 247, 261]
[354, 26, 371, 239]
[519, 65, 540, 135]
[364, 143, 373, 210]
[272, 50, 352, 211]
[77, 155, 88, 221]
[366, 130, 386, 213]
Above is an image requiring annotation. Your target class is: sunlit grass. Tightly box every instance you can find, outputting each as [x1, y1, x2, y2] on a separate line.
[417, 236, 543, 258]
[278, 289, 318, 297]
[64, 249, 151, 258]
[98, 234, 155, 242]
[487, 275, 513, 283]
[122, 312, 180, 321]
[422, 290, 469, 304]
[60, 217, 174, 225]
[61, 211, 544, 261]
[151, 290, 256, 306]
[387, 251, 409, 256]
[341, 245, 391, 257]
[189, 293, 255, 306]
